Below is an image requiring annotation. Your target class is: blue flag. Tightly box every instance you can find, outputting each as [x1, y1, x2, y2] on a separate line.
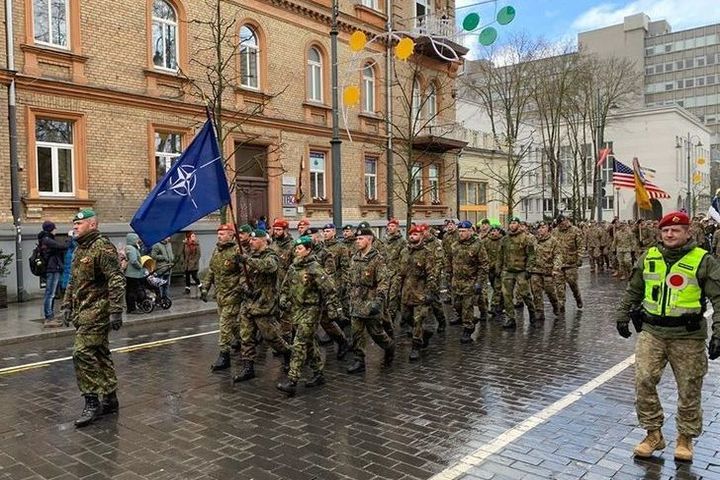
[131, 120, 230, 247]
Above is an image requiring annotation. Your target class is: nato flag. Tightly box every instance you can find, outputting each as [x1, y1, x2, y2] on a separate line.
[130, 119, 230, 247]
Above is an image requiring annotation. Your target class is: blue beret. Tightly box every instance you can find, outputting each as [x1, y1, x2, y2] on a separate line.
[458, 220, 473, 229]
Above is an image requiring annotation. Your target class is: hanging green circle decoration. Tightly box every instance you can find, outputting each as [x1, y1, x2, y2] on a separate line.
[478, 27, 498, 46]
[462, 13, 481, 31]
[497, 5, 516, 25]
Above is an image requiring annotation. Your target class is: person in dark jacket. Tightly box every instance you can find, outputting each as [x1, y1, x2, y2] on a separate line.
[38, 220, 68, 327]
[181, 231, 202, 294]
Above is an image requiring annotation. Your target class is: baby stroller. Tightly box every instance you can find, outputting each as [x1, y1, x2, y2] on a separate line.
[134, 256, 173, 313]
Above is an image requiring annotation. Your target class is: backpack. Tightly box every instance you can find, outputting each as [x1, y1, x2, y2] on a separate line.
[29, 243, 46, 276]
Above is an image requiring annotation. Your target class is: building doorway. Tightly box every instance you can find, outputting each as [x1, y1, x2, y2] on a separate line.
[235, 144, 268, 227]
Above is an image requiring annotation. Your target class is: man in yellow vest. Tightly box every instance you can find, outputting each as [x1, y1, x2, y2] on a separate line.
[616, 210, 720, 462]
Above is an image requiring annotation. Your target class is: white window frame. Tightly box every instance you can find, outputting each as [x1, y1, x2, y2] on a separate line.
[239, 26, 260, 90]
[36, 119, 75, 197]
[362, 64, 376, 113]
[426, 83, 437, 127]
[33, 0, 69, 48]
[155, 132, 182, 182]
[412, 78, 422, 132]
[152, 0, 179, 72]
[364, 157, 378, 201]
[310, 151, 326, 200]
[361, 0, 379, 10]
[307, 47, 323, 103]
[415, 0, 430, 29]
[428, 164, 440, 203]
[411, 163, 422, 201]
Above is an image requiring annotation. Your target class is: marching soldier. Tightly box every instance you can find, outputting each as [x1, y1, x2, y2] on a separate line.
[482, 225, 505, 316]
[297, 218, 311, 237]
[342, 224, 356, 248]
[553, 214, 584, 311]
[62, 209, 125, 427]
[323, 223, 352, 329]
[528, 221, 561, 321]
[497, 217, 535, 329]
[383, 218, 406, 336]
[270, 218, 295, 338]
[422, 226, 448, 331]
[450, 221, 489, 343]
[615, 222, 638, 281]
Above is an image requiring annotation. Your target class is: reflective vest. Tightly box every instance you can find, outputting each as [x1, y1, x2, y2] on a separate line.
[642, 246, 706, 317]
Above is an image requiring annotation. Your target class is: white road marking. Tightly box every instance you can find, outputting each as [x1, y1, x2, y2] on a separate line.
[0, 330, 219, 376]
[428, 354, 636, 480]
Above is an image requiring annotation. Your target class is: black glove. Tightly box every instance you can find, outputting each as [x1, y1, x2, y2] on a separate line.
[235, 254, 248, 265]
[110, 313, 123, 331]
[616, 321, 631, 338]
[709, 335, 720, 360]
[473, 284, 483, 294]
[368, 301, 382, 316]
[200, 288, 208, 302]
[423, 294, 437, 305]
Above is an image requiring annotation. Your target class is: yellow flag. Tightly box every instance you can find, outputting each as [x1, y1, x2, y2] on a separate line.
[633, 157, 652, 210]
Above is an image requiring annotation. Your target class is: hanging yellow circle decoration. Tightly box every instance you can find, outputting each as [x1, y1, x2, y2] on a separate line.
[693, 171, 703, 184]
[349, 31, 367, 52]
[395, 38, 415, 60]
[343, 85, 361, 106]
[696, 157, 706, 165]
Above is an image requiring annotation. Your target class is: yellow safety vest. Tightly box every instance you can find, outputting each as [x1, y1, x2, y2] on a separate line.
[642, 246, 705, 317]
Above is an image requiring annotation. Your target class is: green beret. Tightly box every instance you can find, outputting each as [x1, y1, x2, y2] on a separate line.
[342, 224, 354, 231]
[250, 229, 267, 238]
[294, 235, 313, 248]
[73, 208, 96, 222]
[509, 216, 521, 223]
[238, 224, 253, 233]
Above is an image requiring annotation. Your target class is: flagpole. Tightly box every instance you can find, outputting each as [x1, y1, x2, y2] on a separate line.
[225, 200, 250, 279]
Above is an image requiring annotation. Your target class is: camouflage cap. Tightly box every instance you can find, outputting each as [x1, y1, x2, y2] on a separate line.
[238, 224, 253, 234]
[73, 208, 96, 222]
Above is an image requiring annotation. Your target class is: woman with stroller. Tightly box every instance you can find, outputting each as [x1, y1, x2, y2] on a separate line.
[181, 231, 202, 294]
[124, 233, 145, 313]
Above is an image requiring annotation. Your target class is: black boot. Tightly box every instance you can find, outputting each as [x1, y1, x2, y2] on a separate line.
[232, 361, 255, 382]
[210, 351, 231, 372]
[101, 391, 119, 415]
[576, 298, 583, 310]
[276, 378, 297, 396]
[502, 317, 517, 330]
[347, 359, 366, 374]
[460, 327, 473, 343]
[230, 339, 241, 351]
[336, 340, 350, 360]
[282, 350, 292, 373]
[75, 394, 102, 428]
[305, 372, 326, 388]
[383, 343, 395, 367]
[421, 330, 433, 349]
[551, 301, 560, 317]
[436, 318, 446, 334]
[409, 348, 420, 361]
[527, 308, 537, 325]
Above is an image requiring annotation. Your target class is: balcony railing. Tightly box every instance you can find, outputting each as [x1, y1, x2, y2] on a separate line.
[412, 13, 457, 42]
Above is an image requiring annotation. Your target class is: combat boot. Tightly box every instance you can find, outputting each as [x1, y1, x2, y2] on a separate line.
[633, 430, 666, 458]
[305, 372, 325, 387]
[421, 330, 433, 349]
[674, 434, 693, 462]
[535, 312, 545, 323]
[460, 328, 473, 343]
[551, 300, 560, 317]
[282, 350, 292, 373]
[210, 351, 231, 372]
[436, 318, 446, 334]
[347, 359, 366, 374]
[336, 340, 350, 360]
[409, 348, 420, 361]
[383, 344, 395, 367]
[75, 394, 102, 428]
[101, 391, 119, 415]
[232, 361, 256, 382]
[230, 339, 241, 351]
[576, 298, 583, 309]
[276, 379, 297, 396]
[502, 317, 517, 330]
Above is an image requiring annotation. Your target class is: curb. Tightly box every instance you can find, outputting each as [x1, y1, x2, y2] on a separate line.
[0, 305, 218, 347]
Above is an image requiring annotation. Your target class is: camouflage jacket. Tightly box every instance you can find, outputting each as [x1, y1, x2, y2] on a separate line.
[271, 234, 294, 273]
[638, 226, 657, 249]
[279, 254, 341, 319]
[442, 230, 459, 260]
[63, 230, 125, 332]
[528, 233, 561, 275]
[325, 237, 350, 283]
[585, 226, 606, 249]
[397, 241, 438, 306]
[497, 231, 535, 273]
[382, 231, 407, 271]
[314, 243, 337, 276]
[553, 225, 584, 267]
[203, 241, 244, 306]
[425, 235, 448, 286]
[347, 247, 388, 318]
[243, 247, 280, 316]
[614, 227, 639, 253]
[450, 236, 489, 293]
[482, 236, 503, 275]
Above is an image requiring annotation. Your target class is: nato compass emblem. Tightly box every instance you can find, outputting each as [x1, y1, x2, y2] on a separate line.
[157, 156, 222, 210]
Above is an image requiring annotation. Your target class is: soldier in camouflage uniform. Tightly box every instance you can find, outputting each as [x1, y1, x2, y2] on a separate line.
[528, 222, 561, 321]
[62, 209, 125, 428]
[638, 220, 658, 256]
[614, 222, 639, 281]
[476, 219, 491, 240]
[586, 222, 607, 272]
[270, 218, 295, 339]
[201, 223, 245, 371]
[482, 225, 504, 316]
[233, 229, 292, 382]
[323, 223, 352, 329]
[497, 217, 535, 329]
[382, 218, 406, 336]
[450, 221, 489, 343]
[346, 225, 395, 373]
[422, 226, 448, 330]
[553, 215, 584, 311]
[276, 236, 343, 396]
[441, 220, 459, 327]
[297, 218, 311, 237]
[616, 210, 720, 462]
[342, 224, 356, 248]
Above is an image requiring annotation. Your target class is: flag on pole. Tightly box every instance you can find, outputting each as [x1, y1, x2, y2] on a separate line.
[295, 155, 305, 203]
[612, 158, 671, 199]
[708, 190, 720, 223]
[596, 147, 611, 168]
[130, 119, 231, 247]
[633, 157, 652, 210]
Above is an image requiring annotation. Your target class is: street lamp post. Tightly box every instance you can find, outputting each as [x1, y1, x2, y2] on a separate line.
[678, 133, 703, 217]
[330, 0, 343, 227]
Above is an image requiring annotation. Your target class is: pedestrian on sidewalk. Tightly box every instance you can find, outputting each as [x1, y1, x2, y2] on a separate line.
[616, 210, 720, 462]
[124, 233, 145, 313]
[62, 208, 125, 428]
[39, 220, 68, 328]
[151, 237, 174, 301]
[181, 231, 202, 295]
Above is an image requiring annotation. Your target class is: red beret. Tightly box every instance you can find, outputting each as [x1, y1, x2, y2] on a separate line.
[418, 223, 429, 233]
[658, 211, 690, 229]
[298, 218, 310, 227]
[217, 223, 236, 233]
[387, 217, 399, 226]
[272, 218, 289, 229]
[408, 225, 422, 235]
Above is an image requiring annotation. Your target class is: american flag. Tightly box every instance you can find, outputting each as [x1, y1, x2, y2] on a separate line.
[613, 159, 670, 198]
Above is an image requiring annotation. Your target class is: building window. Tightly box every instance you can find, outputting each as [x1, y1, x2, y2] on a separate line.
[361, 0, 379, 10]
[239, 26, 260, 89]
[152, 0, 178, 71]
[36, 118, 74, 196]
[155, 132, 182, 182]
[309, 151, 326, 200]
[428, 164, 440, 203]
[460, 181, 487, 205]
[415, 0, 430, 29]
[686, 78, 694, 88]
[411, 163, 422, 201]
[362, 64, 376, 113]
[412, 78, 422, 130]
[426, 83, 437, 126]
[33, 0, 69, 48]
[307, 47, 323, 103]
[364, 157, 377, 201]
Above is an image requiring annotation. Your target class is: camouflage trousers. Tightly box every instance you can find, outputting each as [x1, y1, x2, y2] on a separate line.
[555, 267, 582, 307]
[617, 252, 633, 279]
[530, 274, 559, 316]
[217, 302, 241, 353]
[288, 309, 323, 382]
[319, 309, 347, 346]
[452, 288, 476, 329]
[239, 311, 290, 361]
[488, 270, 503, 313]
[350, 315, 394, 361]
[635, 331, 707, 437]
[401, 304, 436, 348]
[588, 247, 604, 271]
[73, 330, 118, 395]
[501, 271, 533, 321]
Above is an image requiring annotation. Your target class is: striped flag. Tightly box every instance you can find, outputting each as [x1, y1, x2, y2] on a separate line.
[612, 158, 670, 199]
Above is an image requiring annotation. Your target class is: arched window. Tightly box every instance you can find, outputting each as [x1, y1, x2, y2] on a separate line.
[240, 25, 260, 89]
[307, 47, 323, 102]
[411, 78, 422, 127]
[152, 0, 178, 71]
[362, 64, 376, 113]
[426, 83, 437, 125]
